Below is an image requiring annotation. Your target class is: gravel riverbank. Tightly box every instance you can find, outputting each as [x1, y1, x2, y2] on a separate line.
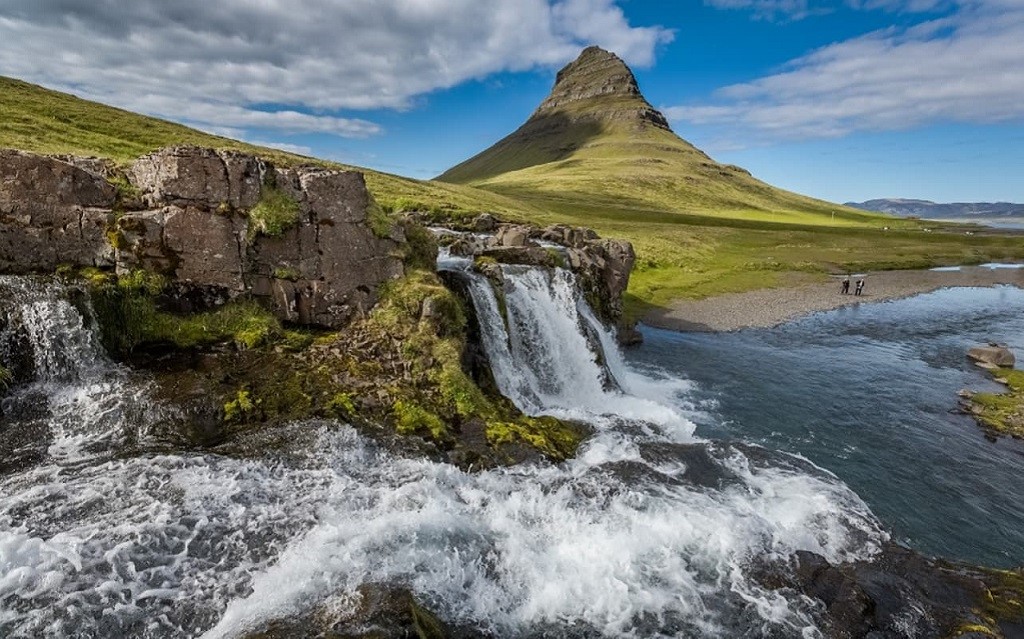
[644, 265, 1024, 332]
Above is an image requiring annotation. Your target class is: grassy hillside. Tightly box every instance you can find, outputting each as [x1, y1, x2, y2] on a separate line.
[0, 76, 537, 220]
[438, 48, 1024, 312]
[438, 47, 880, 227]
[3, 72, 1022, 317]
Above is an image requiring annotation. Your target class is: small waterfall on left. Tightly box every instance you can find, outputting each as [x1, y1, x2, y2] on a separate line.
[0, 275, 153, 466]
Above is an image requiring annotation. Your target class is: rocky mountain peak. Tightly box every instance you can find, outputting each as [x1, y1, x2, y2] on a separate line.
[533, 46, 670, 130]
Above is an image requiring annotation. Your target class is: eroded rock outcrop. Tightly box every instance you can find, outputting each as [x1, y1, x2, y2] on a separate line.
[0, 149, 116, 273]
[442, 220, 636, 334]
[0, 146, 403, 328]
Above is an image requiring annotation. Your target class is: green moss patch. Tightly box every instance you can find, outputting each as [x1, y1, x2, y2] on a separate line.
[951, 566, 1024, 638]
[247, 186, 300, 240]
[401, 222, 439, 270]
[84, 269, 285, 355]
[367, 196, 394, 239]
[486, 417, 586, 462]
[967, 369, 1024, 438]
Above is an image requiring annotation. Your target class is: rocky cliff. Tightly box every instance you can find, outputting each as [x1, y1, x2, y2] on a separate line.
[0, 146, 403, 328]
[533, 45, 670, 130]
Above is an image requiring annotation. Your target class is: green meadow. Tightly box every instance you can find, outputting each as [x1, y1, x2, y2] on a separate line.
[4, 74, 1022, 319]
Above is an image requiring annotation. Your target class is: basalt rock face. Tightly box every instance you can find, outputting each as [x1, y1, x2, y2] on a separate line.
[0, 146, 403, 328]
[534, 45, 671, 130]
[0, 149, 117, 273]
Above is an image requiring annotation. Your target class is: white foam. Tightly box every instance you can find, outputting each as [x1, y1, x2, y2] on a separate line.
[0, 276, 158, 463]
[0, 274, 888, 638]
[457, 265, 697, 439]
[0, 424, 887, 639]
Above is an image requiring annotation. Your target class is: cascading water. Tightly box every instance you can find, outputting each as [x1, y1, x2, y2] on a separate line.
[440, 251, 697, 435]
[0, 276, 154, 465]
[0, 268, 887, 638]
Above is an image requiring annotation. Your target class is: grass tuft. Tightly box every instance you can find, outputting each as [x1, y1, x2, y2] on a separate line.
[247, 186, 300, 240]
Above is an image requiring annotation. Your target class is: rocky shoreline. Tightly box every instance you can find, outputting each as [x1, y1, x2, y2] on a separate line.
[645, 265, 1024, 332]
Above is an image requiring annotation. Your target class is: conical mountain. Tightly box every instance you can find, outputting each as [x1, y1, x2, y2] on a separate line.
[439, 47, 848, 219]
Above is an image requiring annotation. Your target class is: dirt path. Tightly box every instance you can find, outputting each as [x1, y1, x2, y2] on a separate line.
[644, 266, 1024, 332]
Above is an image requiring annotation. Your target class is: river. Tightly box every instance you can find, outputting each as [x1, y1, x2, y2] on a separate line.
[633, 286, 1024, 569]
[1, 272, 1021, 637]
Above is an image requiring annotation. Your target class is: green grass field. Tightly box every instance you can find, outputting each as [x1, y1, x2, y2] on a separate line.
[0, 76, 538, 220]
[3, 74, 1022, 318]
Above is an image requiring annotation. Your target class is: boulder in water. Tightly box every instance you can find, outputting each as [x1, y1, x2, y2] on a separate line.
[968, 344, 1015, 369]
[491, 224, 535, 248]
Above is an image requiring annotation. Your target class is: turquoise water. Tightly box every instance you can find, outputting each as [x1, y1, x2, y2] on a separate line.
[633, 286, 1024, 568]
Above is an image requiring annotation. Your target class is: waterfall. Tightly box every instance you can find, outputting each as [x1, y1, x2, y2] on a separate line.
[0, 276, 152, 463]
[0, 271, 888, 639]
[441, 255, 695, 437]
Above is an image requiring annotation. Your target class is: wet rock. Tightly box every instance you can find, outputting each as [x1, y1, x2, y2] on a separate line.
[968, 344, 1015, 369]
[481, 246, 556, 267]
[758, 544, 1024, 639]
[492, 224, 534, 248]
[449, 235, 489, 257]
[471, 257, 505, 287]
[242, 583, 485, 639]
[617, 324, 644, 347]
[568, 238, 636, 325]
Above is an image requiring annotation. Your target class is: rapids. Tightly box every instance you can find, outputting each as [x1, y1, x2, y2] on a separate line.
[0, 270, 887, 638]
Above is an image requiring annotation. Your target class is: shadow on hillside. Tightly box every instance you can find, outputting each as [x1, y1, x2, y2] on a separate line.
[439, 112, 603, 183]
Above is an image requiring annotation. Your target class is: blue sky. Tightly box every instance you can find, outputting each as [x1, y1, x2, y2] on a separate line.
[1, 0, 1022, 203]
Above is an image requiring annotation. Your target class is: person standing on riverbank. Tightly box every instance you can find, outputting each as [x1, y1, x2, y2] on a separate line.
[855, 279, 865, 296]
[841, 276, 851, 294]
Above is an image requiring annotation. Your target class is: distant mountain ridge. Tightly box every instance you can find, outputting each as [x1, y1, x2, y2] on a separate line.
[846, 198, 1024, 219]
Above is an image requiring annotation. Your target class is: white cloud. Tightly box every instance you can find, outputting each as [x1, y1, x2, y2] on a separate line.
[0, 1, 671, 140]
[246, 141, 315, 157]
[703, 0, 955, 20]
[669, 2, 1024, 145]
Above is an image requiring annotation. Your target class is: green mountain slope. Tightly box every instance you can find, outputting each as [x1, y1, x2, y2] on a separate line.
[3, 71, 1022, 314]
[438, 48, 1024, 311]
[0, 75, 537, 219]
[439, 47, 877, 227]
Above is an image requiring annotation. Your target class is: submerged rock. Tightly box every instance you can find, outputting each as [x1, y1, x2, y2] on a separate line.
[969, 344, 1016, 369]
[243, 583, 485, 639]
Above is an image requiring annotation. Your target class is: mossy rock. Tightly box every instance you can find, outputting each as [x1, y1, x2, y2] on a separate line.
[966, 368, 1024, 439]
[247, 185, 301, 241]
